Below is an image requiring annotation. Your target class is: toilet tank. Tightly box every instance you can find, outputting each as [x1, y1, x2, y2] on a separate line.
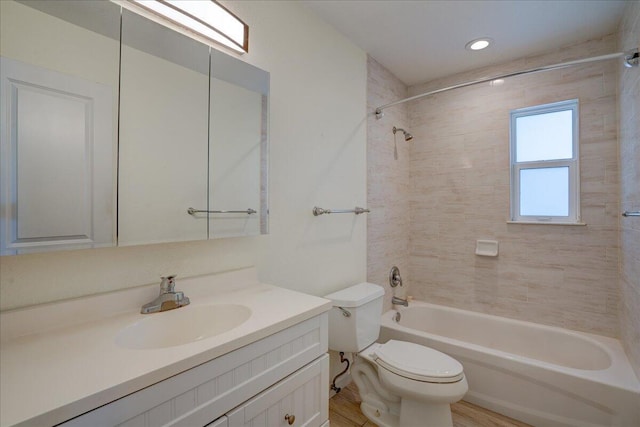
[324, 283, 385, 353]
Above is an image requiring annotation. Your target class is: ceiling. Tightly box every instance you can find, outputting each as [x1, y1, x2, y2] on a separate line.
[303, 0, 629, 86]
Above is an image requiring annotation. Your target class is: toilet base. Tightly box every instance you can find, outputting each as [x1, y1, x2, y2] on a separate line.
[351, 352, 463, 427]
[361, 401, 398, 427]
[359, 397, 453, 427]
[400, 398, 453, 427]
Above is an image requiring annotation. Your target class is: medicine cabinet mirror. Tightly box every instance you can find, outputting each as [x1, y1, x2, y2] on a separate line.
[0, 0, 269, 255]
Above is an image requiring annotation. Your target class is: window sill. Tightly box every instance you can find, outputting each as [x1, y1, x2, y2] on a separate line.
[507, 221, 587, 226]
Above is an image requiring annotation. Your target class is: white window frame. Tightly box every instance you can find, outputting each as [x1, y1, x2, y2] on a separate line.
[509, 99, 581, 224]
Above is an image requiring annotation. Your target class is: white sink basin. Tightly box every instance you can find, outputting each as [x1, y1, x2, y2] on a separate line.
[116, 304, 252, 349]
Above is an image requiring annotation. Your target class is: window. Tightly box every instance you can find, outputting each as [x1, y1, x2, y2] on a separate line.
[510, 99, 580, 223]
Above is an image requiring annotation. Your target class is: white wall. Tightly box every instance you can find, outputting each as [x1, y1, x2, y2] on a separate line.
[0, 1, 367, 310]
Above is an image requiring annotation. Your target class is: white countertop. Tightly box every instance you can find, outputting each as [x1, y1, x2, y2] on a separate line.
[0, 268, 332, 426]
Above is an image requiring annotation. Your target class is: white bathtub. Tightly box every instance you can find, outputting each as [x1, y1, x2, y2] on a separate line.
[379, 301, 640, 427]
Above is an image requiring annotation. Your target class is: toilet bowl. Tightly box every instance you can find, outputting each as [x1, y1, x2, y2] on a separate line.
[355, 341, 467, 427]
[325, 283, 468, 427]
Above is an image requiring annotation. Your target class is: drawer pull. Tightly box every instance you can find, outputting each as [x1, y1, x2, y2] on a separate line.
[284, 414, 295, 425]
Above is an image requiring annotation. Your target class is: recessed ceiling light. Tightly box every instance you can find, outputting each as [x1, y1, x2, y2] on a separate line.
[465, 38, 492, 51]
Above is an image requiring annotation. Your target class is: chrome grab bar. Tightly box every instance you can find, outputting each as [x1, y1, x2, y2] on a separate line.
[187, 207, 256, 215]
[312, 206, 370, 216]
[622, 211, 640, 217]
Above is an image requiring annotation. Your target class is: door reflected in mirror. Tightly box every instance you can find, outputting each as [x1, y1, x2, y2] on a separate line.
[0, 0, 120, 255]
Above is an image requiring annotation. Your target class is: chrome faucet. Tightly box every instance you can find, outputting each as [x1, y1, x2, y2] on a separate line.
[141, 275, 190, 314]
[391, 296, 408, 307]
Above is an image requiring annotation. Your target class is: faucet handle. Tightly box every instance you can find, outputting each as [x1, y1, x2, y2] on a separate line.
[160, 275, 177, 293]
[389, 266, 403, 288]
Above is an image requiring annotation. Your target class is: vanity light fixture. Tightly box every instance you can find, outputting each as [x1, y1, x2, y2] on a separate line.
[130, 0, 248, 53]
[465, 37, 492, 51]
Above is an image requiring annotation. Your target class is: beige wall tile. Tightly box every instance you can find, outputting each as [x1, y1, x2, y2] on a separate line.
[366, 56, 410, 310]
[406, 34, 620, 337]
[618, 0, 640, 379]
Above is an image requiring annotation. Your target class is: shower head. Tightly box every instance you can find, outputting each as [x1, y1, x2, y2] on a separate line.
[393, 126, 413, 142]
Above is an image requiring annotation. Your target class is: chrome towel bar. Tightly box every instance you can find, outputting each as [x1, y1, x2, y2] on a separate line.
[622, 211, 640, 217]
[187, 207, 256, 215]
[313, 206, 370, 216]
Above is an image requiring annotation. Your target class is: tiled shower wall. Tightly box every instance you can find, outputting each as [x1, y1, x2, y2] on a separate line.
[366, 56, 410, 310]
[406, 34, 620, 337]
[618, 1, 640, 377]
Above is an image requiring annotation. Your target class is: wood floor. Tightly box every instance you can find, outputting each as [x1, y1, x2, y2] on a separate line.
[329, 383, 532, 427]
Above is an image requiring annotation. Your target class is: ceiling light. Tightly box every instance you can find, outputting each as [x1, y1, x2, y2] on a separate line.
[130, 0, 248, 53]
[465, 38, 492, 51]
[490, 79, 504, 86]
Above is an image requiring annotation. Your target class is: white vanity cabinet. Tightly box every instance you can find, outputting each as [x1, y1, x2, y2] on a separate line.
[226, 355, 328, 427]
[58, 314, 328, 427]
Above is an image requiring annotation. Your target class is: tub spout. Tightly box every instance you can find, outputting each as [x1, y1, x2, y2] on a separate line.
[392, 296, 408, 307]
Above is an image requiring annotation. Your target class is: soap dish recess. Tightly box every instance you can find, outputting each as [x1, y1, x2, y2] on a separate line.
[476, 240, 498, 257]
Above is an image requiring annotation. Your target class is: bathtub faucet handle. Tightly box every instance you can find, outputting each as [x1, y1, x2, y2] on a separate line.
[389, 266, 403, 287]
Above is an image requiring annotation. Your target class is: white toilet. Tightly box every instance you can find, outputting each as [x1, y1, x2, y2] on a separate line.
[325, 283, 468, 427]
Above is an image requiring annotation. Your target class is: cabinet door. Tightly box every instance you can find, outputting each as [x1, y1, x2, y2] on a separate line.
[227, 355, 329, 427]
[208, 49, 269, 239]
[118, 9, 209, 246]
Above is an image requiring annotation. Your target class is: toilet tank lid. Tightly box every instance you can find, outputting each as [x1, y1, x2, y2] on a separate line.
[324, 282, 385, 307]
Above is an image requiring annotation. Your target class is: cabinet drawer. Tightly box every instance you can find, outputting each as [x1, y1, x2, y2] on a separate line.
[60, 314, 327, 427]
[227, 354, 329, 427]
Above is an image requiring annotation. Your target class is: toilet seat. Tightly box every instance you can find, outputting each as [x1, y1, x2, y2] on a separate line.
[373, 340, 464, 383]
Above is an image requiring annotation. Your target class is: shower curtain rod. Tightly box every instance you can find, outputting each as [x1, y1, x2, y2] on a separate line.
[374, 48, 639, 119]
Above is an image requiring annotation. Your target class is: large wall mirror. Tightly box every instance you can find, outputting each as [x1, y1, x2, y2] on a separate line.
[0, 0, 269, 255]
